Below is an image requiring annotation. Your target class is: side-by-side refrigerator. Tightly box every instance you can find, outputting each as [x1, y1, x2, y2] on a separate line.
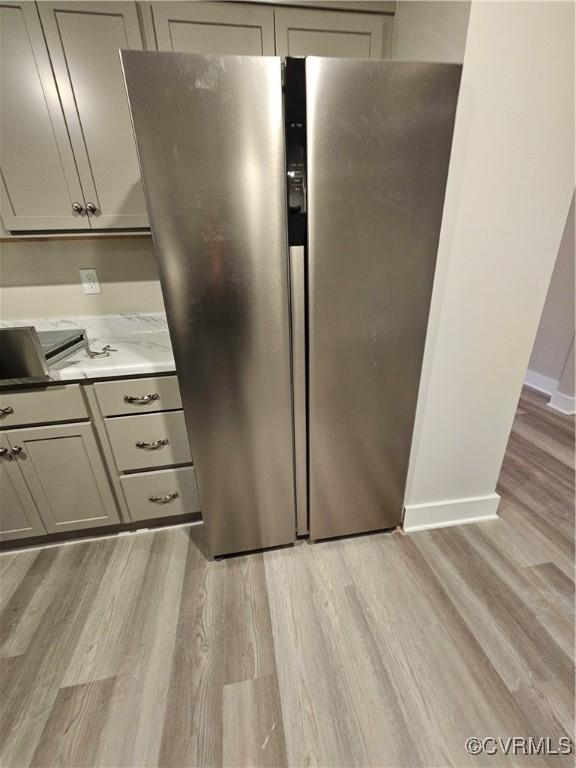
[121, 52, 461, 557]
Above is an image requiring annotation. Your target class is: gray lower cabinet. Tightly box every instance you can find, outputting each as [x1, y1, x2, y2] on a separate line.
[121, 466, 201, 521]
[0, 383, 89, 429]
[94, 375, 200, 523]
[105, 411, 192, 472]
[0, 376, 199, 543]
[0, 433, 47, 541]
[93, 375, 182, 416]
[4, 422, 120, 533]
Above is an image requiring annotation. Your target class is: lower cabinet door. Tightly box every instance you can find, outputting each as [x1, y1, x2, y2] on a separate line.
[7, 422, 119, 533]
[0, 434, 47, 541]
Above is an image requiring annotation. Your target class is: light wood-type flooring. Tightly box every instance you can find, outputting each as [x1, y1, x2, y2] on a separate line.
[0, 388, 574, 767]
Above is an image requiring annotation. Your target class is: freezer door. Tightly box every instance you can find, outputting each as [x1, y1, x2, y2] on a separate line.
[121, 52, 295, 556]
[307, 58, 461, 540]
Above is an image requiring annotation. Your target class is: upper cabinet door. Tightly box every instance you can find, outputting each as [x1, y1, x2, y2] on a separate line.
[0, 2, 88, 231]
[274, 7, 391, 59]
[37, 1, 148, 229]
[151, 2, 275, 55]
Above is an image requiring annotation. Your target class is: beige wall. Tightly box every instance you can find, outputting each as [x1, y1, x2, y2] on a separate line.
[405, 1, 574, 510]
[527, 194, 575, 386]
[0, 236, 165, 320]
[392, 0, 471, 63]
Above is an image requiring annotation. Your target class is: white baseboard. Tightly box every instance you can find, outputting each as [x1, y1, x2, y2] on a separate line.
[403, 493, 500, 533]
[524, 369, 558, 396]
[548, 390, 576, 415]
[524, 369, 575, 414]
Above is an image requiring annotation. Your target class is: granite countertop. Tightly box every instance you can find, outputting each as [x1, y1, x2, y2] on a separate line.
[2, 313, 176, 382]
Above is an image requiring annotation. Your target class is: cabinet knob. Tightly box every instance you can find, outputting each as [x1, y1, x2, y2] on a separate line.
[0, 406, 14, 417]
[0, 447, 20, 460]
[72, 202, 84, 214]
[86, 202, 98, 215]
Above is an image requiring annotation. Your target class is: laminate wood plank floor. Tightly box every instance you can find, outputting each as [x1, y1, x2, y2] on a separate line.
[1, 388, 573, 767]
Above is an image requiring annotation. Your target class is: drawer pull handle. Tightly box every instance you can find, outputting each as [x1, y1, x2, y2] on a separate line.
[136, 439, 169, 450]
[123, 393, 159, 405]
[0, 407, 14, 417]
[148, 492, 179, 504]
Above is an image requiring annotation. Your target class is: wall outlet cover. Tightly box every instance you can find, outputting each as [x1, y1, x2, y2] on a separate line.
[79, 268, 102, 295]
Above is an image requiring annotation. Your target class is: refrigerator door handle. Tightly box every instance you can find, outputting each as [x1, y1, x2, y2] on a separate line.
[290, 245, 308, 536]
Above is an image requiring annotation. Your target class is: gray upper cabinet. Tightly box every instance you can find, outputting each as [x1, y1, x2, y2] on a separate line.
[37, 1, 148, 229]
[151, 2, 275, 55]
[1, 1, 393, 233]
[274, 7, 391, 59]
[0, 433, 47, 541]
[0, 2, 89, 231]
[7, 421, 120, 533]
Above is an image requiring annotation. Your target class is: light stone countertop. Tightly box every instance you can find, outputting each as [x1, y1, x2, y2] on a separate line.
[2, 313, 176, 381]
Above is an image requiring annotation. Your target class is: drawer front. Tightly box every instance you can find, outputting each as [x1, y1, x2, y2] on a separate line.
[121, 466, 201, 521]
[95, 375, 182, 417]
[0, 385, 88, 428]
[106, 410, 192, 472]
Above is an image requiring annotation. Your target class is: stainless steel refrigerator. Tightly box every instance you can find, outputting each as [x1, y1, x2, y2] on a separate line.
[121, 52, 461, 557]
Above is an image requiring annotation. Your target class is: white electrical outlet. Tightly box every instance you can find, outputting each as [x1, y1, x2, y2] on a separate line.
[79, 268, 101, 295]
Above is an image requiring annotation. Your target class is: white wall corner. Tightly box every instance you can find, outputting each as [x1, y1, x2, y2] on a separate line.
[402, 3, 573, 532]
[524, 369, 559, 396]
[403, 493, 500, 533]
[548, 390, 576, 416]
